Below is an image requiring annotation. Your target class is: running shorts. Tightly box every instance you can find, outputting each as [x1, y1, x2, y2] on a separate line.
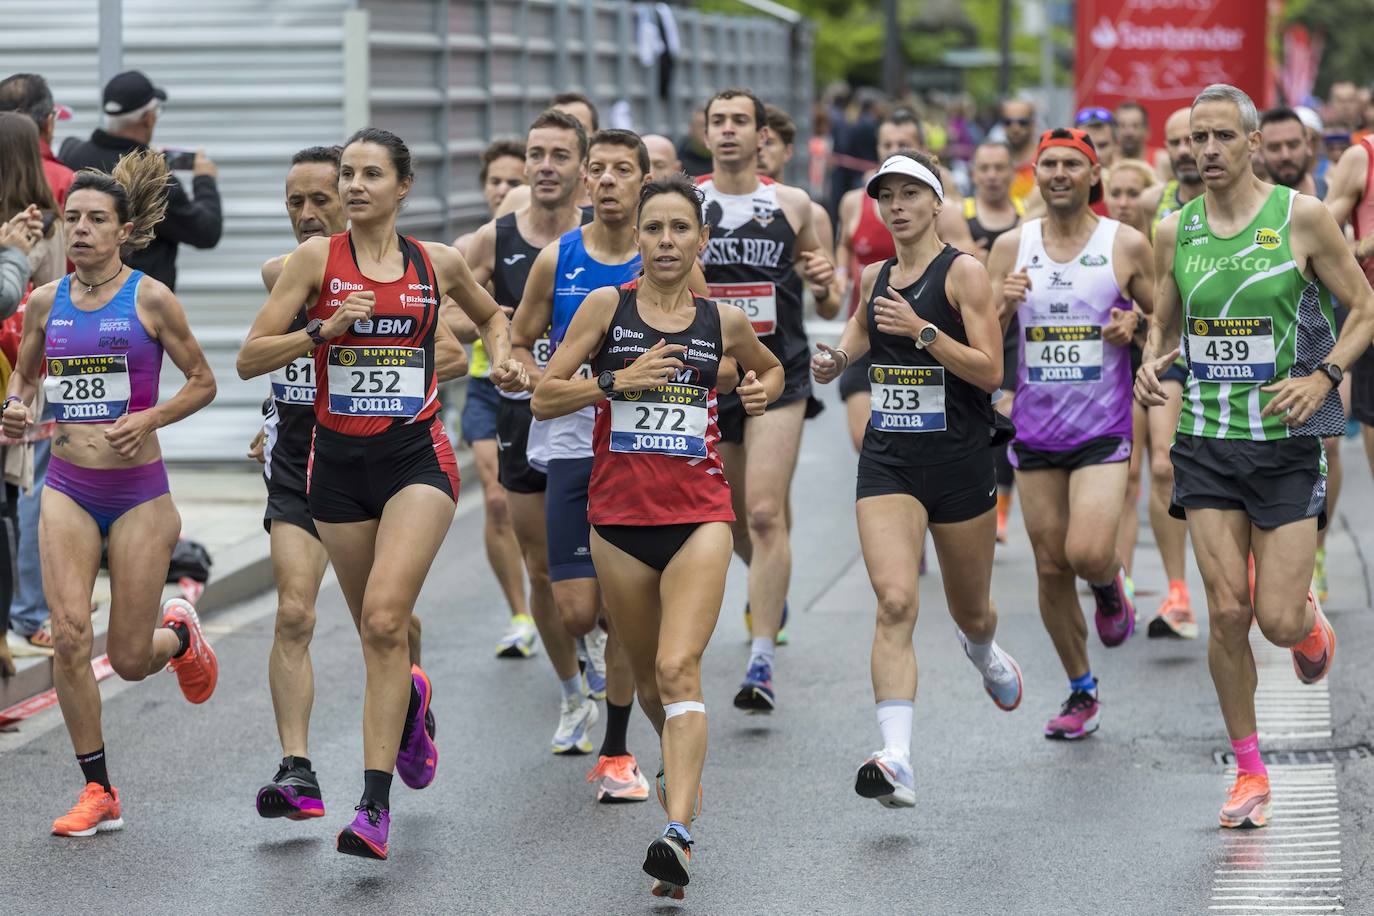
[461, 376, 500, 444]
[308, 417, 459, 523]
[263, 478, 319, 539]
[856, 448, 997, 524]
[1169, 433, 1327, 531]
[718, 349, 813, 444]
[496, 396, 547, 494]
[546, 457, 596, 582]
[1010, 435, 1132, 471]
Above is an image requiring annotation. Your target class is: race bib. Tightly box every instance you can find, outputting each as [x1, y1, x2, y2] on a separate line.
[537, 336, 592, 379]
[1186, 316, 1276, 383]
[44, 354, 131, 423]
[609, 383, 709, 457]
[270, 356, 316, 406]
[868, 364, 946, 433]
[710, 282, 777, 336]
[326, 346, 426, 417]
[1024, 325, 1104, 383]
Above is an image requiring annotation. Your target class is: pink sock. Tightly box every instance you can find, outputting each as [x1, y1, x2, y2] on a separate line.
[1232, 733, 1267, 777]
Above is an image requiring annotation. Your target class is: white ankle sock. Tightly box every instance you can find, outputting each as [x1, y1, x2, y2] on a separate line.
[749, 637, 775, 665]
[964, 636, 994, 670]
[875, 700, 913, 755]
[560, 675, 583, 700]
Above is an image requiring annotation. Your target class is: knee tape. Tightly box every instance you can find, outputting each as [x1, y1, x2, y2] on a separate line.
[663, 700, 706, 720]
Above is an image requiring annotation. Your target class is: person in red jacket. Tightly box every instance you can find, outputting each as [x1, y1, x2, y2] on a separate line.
[0, 73, 74, 208]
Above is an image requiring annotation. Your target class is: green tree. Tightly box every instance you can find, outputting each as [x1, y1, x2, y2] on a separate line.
[1284, 0, 1374, 94]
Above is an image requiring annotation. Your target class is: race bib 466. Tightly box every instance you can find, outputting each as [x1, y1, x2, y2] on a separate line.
[1024, 324, 1104, 383]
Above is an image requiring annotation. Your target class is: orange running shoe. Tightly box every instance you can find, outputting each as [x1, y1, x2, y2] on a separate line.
[1292, 594, 1336, 685]
[52, 782, 123, 836]
[162, 598, 218, 704]
[587, 754, 651, 803]
[1147, 585, 1198, 639]
[995, 492, 1012, 544]
[1219, 772, 1271, 828]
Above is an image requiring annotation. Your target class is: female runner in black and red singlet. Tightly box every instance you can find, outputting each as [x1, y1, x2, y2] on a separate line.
[239, 128, 525, 861]
[534, 175, 783, 899]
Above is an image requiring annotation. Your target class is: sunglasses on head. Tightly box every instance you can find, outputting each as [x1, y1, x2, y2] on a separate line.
[1003, 117, 1033, 127]
[1075, 107, 1114, 126]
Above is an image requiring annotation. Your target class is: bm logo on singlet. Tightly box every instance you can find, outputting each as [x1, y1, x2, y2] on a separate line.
[352, 317, 417, 337]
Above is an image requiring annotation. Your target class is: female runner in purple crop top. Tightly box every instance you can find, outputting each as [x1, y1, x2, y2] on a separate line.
[1, 150, 219, 838]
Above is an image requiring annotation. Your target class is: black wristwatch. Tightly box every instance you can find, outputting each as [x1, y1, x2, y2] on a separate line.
[305, 317, 326, 345]
[597, 369, 617, 395]
[1317, 362, 1343, 387]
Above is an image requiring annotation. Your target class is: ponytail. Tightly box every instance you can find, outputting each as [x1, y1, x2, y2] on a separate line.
[68, 147, 171, 255]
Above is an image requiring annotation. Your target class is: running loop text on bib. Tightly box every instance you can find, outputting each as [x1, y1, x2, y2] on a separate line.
[1186, 316, 1276, 382]
[44, 354, 131, 423]
[327, 345, 426, 417]
[869, 364, 947, 433]
[1024, 324, 1104, 383]
[609, 383, 709, 457]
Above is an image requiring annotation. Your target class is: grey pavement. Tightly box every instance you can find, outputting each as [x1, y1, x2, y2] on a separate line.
[1, 393, 1371, 916]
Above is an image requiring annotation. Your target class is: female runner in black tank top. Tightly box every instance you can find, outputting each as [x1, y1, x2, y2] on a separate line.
[239, 128, 525, 861]
[534, 176, 783, 899]
[811, 151, 1026, 810]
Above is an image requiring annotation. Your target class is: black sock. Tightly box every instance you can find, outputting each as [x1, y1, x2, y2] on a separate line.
[361, 769, 392, 811]
[166, 620, 190, 658]
[282, 755, 312, 772]
[77, 747, 112, 792]
[399, 681, 421, 744]
[599, 701, 632, 759]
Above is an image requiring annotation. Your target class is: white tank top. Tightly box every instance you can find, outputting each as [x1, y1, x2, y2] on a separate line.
[1010, 216, 1134, 450]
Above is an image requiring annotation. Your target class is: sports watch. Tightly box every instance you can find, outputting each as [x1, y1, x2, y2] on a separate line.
[914, 325, 939, 350]
[1317, 362, 1343, 387]
[305, 317, 327, 345]
[597, 369, 617, 395]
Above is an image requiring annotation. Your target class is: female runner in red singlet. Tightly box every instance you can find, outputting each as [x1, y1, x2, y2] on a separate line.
[239, 128, 524, 861]
[533, 176, 783, 899]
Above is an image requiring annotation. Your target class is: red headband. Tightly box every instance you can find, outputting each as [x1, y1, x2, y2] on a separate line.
[1035, 128, 1099, 167]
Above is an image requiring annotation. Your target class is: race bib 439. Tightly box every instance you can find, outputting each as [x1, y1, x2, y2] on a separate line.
[1186, 316, 1276, 383]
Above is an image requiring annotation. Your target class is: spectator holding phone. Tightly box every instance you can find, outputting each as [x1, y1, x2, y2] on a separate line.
[60, 70, 221, 291]
[0, 111, 65, 661]
[0, 72, 74, 209]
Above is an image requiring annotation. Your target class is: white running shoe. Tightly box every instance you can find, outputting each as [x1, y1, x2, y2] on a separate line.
[580, 628, 608, 700]
[495, 614, 539, 659]
[956, 630, 1024, 711]
[854, 749, 915, 808]
[551, 692, 599, 755]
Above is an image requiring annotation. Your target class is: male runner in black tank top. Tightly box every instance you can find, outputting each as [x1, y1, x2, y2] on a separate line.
[696, 88, 836, 713]
[461, 108, 600, 749]
[964, 140, 1025, 542]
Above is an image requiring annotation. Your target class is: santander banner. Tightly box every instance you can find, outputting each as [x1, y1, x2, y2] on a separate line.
[1075, 0, 1271, 135]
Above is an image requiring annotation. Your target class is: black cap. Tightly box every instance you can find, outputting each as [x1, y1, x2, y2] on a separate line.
[102, 70, 167, 116]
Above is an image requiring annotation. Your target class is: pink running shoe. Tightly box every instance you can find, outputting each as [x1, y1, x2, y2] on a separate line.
[1044, 689, 1100, 740]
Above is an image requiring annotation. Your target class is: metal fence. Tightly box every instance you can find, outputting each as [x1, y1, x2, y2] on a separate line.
[0, 0, 813, 459]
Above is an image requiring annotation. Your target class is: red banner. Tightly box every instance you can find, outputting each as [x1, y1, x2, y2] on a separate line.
[1075, 0, 1271, 144]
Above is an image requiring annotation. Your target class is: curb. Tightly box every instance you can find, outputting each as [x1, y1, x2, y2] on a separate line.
[2, 450, 476, 713]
